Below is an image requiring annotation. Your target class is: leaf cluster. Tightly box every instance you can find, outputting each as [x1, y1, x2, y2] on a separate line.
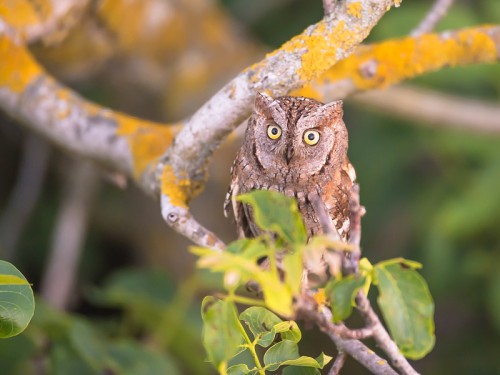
[194, 190, 436, 372]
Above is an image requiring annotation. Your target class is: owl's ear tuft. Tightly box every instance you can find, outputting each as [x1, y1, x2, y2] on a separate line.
[320, 100, 343, 117]
[254, 92, 274, 113]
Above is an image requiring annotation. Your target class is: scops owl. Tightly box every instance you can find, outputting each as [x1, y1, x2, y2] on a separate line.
[225, 93, 357, 242]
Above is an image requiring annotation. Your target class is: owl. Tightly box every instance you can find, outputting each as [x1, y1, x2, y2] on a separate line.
[224, 92, 357, 242]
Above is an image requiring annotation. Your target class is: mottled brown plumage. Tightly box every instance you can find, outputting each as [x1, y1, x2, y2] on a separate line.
[225, 93, 357, 242]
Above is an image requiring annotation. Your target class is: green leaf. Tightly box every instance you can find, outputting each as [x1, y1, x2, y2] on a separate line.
[257, 272, 293, 316]
[0, 333, 37, 374]
[282, 367, 321, 375]
[263, 342, 331, 372]
[239, 307, 301, 347]
[374, 260, 435, 359]
[239, 307, 282, 347]
[226, 238, 267, 260]
[280, 355, 329, 368]
[227, 364, 250, 375]
[273, 321, 301, 343]
[263, 340, 300, 371]
[0, 260, 35, 338]
[92, 268, 175, 308]
[326, 275, 366, 323]
[68, 319, 109, 371]
[283, 248, 303, 296]
[312, 352, 332, 368]
[201, 297, 245, 368]
[237, 190, 307, 245]
[51, 343, 96, 375]
[107, 340, 181, 375]
[193, 245, 294, 316]
[374, 258, 422, 273]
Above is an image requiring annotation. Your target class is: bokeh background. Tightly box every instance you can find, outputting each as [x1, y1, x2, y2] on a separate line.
[1, 0, 499, 374]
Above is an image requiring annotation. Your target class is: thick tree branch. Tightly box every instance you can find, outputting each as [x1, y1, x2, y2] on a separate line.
[0, 34, 180, 195]
[296, 25, 500, 100]
[0, 0, 90, 44]
[351, 85, 500, 134]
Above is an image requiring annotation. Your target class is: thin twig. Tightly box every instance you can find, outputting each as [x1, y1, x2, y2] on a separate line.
[40, 161, 99, 310]
[411, 0, 454, 36]
[352, 85, 500, 134]
[0, 135, 50, 260]
[329, 350, 347, 375]
[356, 292, 419, 375]
[323, 0, 337, 16]
[298, 304, 398, 375]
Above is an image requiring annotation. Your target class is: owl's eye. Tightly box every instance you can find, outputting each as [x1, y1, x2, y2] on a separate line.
[303, 130, 320, 145]
[267, 124, 282, 140]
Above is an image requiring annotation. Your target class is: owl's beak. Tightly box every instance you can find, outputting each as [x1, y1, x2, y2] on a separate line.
[286, 146, 295, 164]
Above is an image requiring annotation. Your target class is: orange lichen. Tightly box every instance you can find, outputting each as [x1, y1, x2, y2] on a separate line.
[115, 114, 175, 178]
[98, 0, 187, 56]
[313, 288, 327, 307]
[0, 36, 42, 92]
[160, 165, 190, 209]
[273, 20, 360, 82]
[0, 1, 42, 32]
[347, 2, 363, 19]
[320, 26, 499, 90]
[290, 84, 322, 100]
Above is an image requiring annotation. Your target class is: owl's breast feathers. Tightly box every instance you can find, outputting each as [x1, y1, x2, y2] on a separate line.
[225, 149, 357, 242]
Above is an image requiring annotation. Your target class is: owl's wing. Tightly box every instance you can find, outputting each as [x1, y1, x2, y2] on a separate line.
[224, 160, 248, 238]
[224, 179, 254, 239]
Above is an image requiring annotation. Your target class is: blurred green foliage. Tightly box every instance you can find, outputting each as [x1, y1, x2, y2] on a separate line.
[1, 0, 499, 374]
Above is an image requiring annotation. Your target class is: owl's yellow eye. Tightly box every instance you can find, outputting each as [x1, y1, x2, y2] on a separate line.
[267, 124, 282, 140]
[303, 130, 320, 145]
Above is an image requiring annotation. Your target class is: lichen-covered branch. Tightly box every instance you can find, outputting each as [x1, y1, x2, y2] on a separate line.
[296, 25, 500, 100]
[0, 34, 179, 195]
[0, 0, 90, 44]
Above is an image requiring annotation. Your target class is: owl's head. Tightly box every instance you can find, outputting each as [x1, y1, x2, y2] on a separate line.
[247, 92, 348, 176]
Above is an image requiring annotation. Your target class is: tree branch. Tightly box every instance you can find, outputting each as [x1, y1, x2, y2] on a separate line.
[0, 0, 90, 44]
[411, 0, 454, 37]
[351, 85, 500, 134]
[0, 34, 181, 194]
[298, 305, 399, 375]
[322, 0, 337, 17]
[356, 292, 419, 375]
[295, 25, 500, 100]
[40, 161, 99, 310]
[0, 134, 50, 260]
[328, 350, 347, 375]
